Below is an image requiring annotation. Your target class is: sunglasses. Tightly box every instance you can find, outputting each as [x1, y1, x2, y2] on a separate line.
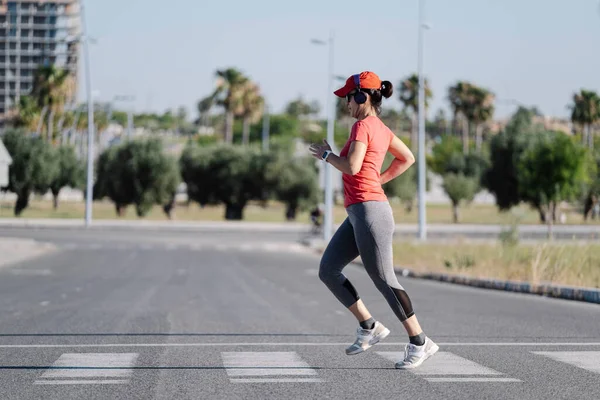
[346, 91, 356, 103]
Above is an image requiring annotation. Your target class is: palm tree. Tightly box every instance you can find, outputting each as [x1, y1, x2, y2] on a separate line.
[399, 74, 432, 151]
[448, 81, 472, 153]
[11, 95, 41, 132]
[236, 81, 264, 145]
[30, 65, 75, 143]
[570, 89, 600, 149]
[199, 68, 249, 144]
[465, 86, 495, 152]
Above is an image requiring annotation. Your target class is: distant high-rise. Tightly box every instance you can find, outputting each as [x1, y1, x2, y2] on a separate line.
[0, 0, 80, 126]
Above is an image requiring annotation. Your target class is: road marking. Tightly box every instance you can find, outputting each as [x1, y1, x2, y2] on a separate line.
[1, 342, 600, 349]
[377, 352, 521, 383]
[425, 377, 522, 383]
[239, 244, 253, 251]
[34, 379, 129, 385]
[9, 269, 53, 276]
[533, 351, 600, 374]
[230, 378, 322, 383]
[34, 353, 138, 385]
[221, 351, 322, 383]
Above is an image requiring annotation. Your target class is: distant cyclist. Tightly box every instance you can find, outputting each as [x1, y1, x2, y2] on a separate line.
[310, 205, 323, 234]
[309, 71, 438, 369]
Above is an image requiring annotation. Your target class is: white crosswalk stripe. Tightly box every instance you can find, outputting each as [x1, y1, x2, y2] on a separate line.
[34, 353, 138, 385]
[221, 351, 322, 383]
[532, 351, 600, 375]
[376, 351, 522, 383]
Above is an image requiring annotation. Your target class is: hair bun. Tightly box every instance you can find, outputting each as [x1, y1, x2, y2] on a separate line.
[380, 80, 393, 98]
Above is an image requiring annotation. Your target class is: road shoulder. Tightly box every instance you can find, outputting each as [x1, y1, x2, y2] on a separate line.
[0, 237, 58, 269]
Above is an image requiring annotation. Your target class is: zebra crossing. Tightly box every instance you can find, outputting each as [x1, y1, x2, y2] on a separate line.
[20, 348, 600, 386]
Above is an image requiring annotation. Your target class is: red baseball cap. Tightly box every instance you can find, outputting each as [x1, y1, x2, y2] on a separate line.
[334, 71, 382, 97]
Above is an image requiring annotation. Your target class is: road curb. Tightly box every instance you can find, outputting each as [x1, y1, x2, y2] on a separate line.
[394, 270, 600, 305]
[299, 238, 600, 306]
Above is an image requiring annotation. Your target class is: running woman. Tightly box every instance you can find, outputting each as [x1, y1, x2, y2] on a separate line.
[309, 71, 438, 369]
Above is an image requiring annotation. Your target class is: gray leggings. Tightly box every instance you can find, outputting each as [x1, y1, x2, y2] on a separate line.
[318, 201, 415, 322]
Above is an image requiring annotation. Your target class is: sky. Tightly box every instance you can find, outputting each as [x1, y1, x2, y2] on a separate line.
[80, 0, 600, 122]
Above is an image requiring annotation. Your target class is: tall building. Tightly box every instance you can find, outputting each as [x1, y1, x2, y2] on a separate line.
[0, 0, 80, 126]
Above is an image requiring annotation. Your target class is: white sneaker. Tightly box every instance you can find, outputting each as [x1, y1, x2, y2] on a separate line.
[395, 336, 439, 369]
[345, 321, 390, 355]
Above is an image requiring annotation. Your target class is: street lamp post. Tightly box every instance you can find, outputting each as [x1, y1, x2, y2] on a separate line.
[262, 103, 270, 152]
[417, 0, 429, 241]
[311, 31, 335, 242]
[80, 0, 95, 228]
[114, 95, 136, 139]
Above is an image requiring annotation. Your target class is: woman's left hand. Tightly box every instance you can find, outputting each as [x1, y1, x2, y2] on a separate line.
[309, 139, 332, 160]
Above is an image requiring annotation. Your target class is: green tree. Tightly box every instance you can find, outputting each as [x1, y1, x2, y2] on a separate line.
[518, 132, 590, 238]
[94, 138, 180, 217]
[582, 147, 600, 220]
[570, 89, 600, 149]
[180, 144, 274, 220]
[285, 97, 320, 119]
[428, 135, 463, 175]
[430, 135, 489, 222]
[442, 173, 479, 223]
[482, 106, 547, 222]
[2, 129, 58, 215]
[49, 145, 84, 209]
[179, 143, 220, 208]
[267, 154, 320, 220]
[382, 163, 417, 212]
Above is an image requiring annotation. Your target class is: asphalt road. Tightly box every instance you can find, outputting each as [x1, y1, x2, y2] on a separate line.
[1, 218, 599, 241]
[0, 228, 599, 399]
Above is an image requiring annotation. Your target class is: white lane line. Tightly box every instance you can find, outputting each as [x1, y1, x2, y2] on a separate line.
[222, 352, 320, 383]
[230, 378, 323, 383]
[34, 353, 138, 385]
[34, 379, 128, 385]
[533, 351, 600, 374]
[9, 269, 53, 276]
[425, 378, 522, 383]
[2, 342, 600, 349]
[239, 244, 254, 251]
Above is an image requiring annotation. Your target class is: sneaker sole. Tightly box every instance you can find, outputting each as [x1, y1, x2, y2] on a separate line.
[345, 327, 391, 356]
[395, 342, 439, 369]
